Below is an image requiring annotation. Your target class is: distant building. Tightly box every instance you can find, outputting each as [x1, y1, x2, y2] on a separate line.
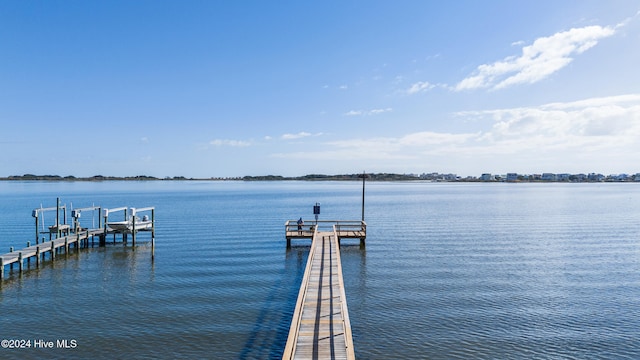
[541, 173, 557, 181]
[480, 173, 494, 181]
[573, 174, 587, 182]
[506, 173, 518, 182]
[557, 173, 570, 181]
[588, 173, 605, 182]
[419, 172, 459, 181]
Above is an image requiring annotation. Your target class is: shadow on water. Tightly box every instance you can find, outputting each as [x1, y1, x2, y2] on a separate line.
[238, 245, 310, 360]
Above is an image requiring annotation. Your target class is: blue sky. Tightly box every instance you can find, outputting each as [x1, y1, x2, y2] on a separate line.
[1, 1, 639, 178]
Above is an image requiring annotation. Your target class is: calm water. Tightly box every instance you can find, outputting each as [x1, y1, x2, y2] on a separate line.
[1, 181, 639, 359]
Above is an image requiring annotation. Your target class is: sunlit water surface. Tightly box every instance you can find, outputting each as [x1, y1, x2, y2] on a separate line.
[1, 181, 639, 359]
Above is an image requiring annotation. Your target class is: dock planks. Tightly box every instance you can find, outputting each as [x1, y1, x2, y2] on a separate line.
[283, 230, 355, 360]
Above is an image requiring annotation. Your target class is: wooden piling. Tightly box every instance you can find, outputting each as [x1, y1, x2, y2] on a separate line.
[18, 252, 23, 273]
[51, 241, 55, 260]
[151, 208, 155, 238]
[34, 210, 39, 244]
[132, 208, 137, 246]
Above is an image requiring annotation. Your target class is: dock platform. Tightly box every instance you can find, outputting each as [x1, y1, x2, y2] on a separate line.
[1, 202, 155, 280]
[283, 222, 364, 360]
[285, 220, 366, 247]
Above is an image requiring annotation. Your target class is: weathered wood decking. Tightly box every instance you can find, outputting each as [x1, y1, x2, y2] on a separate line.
[283, 223, 363, 360]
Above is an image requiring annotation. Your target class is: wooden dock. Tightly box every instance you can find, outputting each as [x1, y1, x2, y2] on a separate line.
[283, 221, 365, 360]
[0, 201, 155, 280]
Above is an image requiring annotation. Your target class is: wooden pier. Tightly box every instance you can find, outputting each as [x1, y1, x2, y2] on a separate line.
[0, 201, 155, 280]
[283, 221, 365, 360]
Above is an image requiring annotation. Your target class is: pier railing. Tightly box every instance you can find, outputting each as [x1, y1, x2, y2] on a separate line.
[285, 220, 366, 247]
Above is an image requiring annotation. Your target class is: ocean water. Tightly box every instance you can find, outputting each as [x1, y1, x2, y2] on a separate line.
[1, 181, 639, 359]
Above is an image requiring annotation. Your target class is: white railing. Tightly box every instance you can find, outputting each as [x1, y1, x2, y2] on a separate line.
[285, 220, 366, 236]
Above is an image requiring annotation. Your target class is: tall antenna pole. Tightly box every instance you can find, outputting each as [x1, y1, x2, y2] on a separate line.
[361, 171, 366, 222]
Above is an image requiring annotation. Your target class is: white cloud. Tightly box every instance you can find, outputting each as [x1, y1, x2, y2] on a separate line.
[398, 131, 478, 146]
[209, 139, 251, 147]
[344, 110, 363, 116]
[272, 94, 640, 173]
[456, 94, 640, 155]
[344, 108, 393, 116]
[406, 81, 434, 94]
[281, 132, 324, 140]
[455, 24, 617, 91]
[370, 108, 393, 115]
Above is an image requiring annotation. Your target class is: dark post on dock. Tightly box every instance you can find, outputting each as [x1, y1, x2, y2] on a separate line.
[360, 171, 367, 222]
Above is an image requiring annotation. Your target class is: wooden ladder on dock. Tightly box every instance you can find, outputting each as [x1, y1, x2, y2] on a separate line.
[283, 230, 355, 360]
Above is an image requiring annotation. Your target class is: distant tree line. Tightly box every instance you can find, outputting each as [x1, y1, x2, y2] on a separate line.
[3, 172, 638, 182]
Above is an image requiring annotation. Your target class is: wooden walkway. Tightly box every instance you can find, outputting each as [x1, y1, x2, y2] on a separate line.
[0, 229, 105, 278]
[283, 229, 355, 360]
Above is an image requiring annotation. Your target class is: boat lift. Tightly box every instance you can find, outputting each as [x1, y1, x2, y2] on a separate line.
[32, 197, 69, 244]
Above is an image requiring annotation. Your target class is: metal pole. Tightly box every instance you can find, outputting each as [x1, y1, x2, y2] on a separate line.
[361, 171, 366, 222]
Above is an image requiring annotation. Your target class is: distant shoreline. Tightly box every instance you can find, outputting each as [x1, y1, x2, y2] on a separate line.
[1, 173, 638, 183]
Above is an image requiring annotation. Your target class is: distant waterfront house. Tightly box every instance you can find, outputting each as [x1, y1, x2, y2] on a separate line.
[541, 173, 557, 181]
[506, 173, 518, 182]
[573, 174, 587, 182]
[480, 173, 494, 181]
[557, 173, 570, 181]
[588, 173, 605, 182]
